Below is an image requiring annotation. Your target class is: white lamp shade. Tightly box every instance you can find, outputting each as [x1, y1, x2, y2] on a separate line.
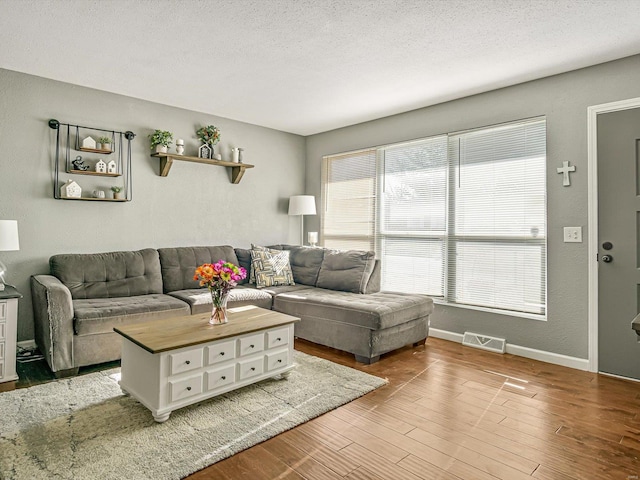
[0, 220, 20, 251]
[288, 195, 316, 216]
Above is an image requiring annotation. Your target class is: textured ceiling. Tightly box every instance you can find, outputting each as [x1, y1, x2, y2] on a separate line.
[1, 0, 640, 135]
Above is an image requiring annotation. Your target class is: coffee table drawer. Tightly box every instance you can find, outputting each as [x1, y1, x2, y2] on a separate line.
[0, 323, 5, 341]
[267, 328, 289, 349]
[0, 302, 5, 320]
[206, 340, 236, 365]
[207, 364, 236, 391]
[266, 349, 289, 371]
[0, 342, 4, 360]
[238, 357, 264, 380]
[169, 374, 203, 403]
[170, 348, 203, 376]
[239, 333, 264, 357]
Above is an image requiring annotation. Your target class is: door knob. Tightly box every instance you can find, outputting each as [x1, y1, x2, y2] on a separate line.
[602, 254, 613, 263]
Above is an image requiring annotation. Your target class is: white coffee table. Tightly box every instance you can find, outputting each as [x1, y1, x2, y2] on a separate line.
[114, 305, 299, 422]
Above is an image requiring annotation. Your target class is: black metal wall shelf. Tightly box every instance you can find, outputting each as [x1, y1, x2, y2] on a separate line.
[48, 119, 135, 201]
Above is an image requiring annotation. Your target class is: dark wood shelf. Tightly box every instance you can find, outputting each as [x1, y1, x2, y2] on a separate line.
[67, 169, 122, 177]
[60, 196, 128, 202]
[78, 147, 113, 154]
[151, 153, 254, 184]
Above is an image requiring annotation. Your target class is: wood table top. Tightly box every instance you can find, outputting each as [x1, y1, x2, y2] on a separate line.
[113, 305, 299, 354]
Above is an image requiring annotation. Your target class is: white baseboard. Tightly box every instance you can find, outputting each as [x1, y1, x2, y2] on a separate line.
[17, 339, 37, 350]
[429, 328, 589, 371]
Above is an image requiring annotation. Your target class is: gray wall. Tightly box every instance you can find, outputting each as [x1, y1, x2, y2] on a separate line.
[0, 68, 306, 341]
[306, 54, 640, 359]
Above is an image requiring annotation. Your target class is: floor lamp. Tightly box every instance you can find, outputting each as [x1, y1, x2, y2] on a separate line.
[288, 195, 316, 246]
[0, 220, 20, 291]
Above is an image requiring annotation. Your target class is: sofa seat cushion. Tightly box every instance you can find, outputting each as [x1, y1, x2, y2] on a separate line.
[273, 288, 434, 331]
[168, 286, 273, 314]
[73, 294, 190, 336]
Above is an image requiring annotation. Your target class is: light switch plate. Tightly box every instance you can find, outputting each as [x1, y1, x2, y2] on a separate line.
[563, 226, 582, 243]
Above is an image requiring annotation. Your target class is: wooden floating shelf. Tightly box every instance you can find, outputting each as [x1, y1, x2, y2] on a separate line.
[59, 197, 128, 202]
[151, 153, 254, 184]
[67, 169, 122, 177]
[78, 147, 113, 154]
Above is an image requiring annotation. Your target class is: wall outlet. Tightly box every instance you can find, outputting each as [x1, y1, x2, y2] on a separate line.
[563, 226, 582, 243]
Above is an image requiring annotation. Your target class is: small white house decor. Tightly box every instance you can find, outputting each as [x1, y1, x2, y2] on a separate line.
[107, 160, 117, 174]
[60, 179, 82, 198]
[95, 159, 107, 173]
[198, 144, 212, 160]
[82, 136, 97, 150]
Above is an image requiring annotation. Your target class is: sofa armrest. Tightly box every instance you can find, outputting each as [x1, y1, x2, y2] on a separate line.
[31, 275, 75, 372]
[364, 260, 381, 294]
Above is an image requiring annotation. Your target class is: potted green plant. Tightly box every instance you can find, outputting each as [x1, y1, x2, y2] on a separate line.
[97, 136, 112, 151]
[111, 185, 123, 200]
[196, 125, 221, 148]
[148, 130, 173, 154]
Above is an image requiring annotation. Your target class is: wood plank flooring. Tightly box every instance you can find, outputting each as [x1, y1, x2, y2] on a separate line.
[188, 337, 640, 479]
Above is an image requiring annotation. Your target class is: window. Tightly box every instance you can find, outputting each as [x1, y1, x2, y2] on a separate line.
[322, 117, 546, 317]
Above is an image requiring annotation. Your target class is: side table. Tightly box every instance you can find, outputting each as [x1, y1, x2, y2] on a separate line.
[0, 285, 21, 392]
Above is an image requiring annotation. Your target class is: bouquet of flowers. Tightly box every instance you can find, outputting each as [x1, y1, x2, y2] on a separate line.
[194, 260, 247, 324]
[196, 125, 221, 147]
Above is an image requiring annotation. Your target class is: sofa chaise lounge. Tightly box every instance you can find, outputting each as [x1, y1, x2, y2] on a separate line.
[31, 245, 433, 376]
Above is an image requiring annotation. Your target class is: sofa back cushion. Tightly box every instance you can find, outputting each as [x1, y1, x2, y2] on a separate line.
[316, 249, 376, 294]
[288, 246, 325, 286]
[234, 248, 251, 285]
[158, 246, 240, 293]
[264, 245, 324, 286]
[50, 248, 163, 299]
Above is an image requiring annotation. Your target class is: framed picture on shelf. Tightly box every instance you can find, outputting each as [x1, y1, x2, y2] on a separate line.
[198, 144, 211, 159]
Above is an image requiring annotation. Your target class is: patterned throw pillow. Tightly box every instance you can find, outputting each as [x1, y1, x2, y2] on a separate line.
[249, 244, 279, 284]
[250, 248, 295, 288]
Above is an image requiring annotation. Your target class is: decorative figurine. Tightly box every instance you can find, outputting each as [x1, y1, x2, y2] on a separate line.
[82, 136, 97, 150]
[60, 179, 82, 198]
[96, 159, 107, 173]
[176, 138, 184, 155]
[198, 144, 212, 159]
[107, 160, 117, 174]
[238, 147, 244, 164]
[72, 155, 90, 171]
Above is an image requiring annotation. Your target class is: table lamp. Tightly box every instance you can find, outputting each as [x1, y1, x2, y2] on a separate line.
[288, 195, 316, 246]
[0, 220, 20, 291]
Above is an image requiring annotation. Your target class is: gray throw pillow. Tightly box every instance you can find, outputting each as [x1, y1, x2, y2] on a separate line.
[316, 249, 376, 294]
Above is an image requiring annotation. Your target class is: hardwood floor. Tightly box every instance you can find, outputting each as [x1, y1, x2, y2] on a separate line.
[188, 337, 640, 479]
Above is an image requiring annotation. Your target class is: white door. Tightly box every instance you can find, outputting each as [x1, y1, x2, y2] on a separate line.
[597, 107, 640, 379]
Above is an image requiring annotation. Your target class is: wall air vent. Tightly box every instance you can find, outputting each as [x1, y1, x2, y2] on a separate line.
[462, 332, 506, 354]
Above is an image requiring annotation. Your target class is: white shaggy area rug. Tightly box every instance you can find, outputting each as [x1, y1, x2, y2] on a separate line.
[0, 351, 386, 480]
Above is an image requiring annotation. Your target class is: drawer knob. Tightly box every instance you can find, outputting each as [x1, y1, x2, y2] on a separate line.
[185, 360, 191, 365]
[221, 376, 226, 380]
[277, 359, 282, 363]
[250, 344, 254, 348]
[187, 386, 192, 391]
[220, 352, 225, 356]
[276, 337, 281, 341]
[250, 367, 256, 371]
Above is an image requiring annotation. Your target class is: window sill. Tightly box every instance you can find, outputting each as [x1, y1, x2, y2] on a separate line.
[432, 298, 547, 322]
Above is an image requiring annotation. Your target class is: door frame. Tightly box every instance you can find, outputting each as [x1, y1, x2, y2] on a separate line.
[587, 96, 640, 372]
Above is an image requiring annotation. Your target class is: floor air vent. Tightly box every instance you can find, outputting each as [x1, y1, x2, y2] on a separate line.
[462, 332, 506, 354]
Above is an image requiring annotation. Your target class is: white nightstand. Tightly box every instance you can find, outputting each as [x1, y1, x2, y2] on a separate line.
[0, 285, 21, 391]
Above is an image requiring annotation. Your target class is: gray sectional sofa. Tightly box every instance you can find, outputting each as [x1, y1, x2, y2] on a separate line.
[31, 244, 433, 376]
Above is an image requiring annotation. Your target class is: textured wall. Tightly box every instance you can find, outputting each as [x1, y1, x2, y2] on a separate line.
[0, 69, 306, 341]
[305, 55, 640, 359]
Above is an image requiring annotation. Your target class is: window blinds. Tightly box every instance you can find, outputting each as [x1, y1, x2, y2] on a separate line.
[380, 137, 448, 295]
[321, 117, 546, 317]
[321, 149, 377, 252]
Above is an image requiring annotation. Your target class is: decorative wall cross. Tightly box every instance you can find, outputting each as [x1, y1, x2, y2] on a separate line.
[557, 161, 576, 186]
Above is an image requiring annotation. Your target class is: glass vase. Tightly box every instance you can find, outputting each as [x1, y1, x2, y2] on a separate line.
[209, 289, 229, 325]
